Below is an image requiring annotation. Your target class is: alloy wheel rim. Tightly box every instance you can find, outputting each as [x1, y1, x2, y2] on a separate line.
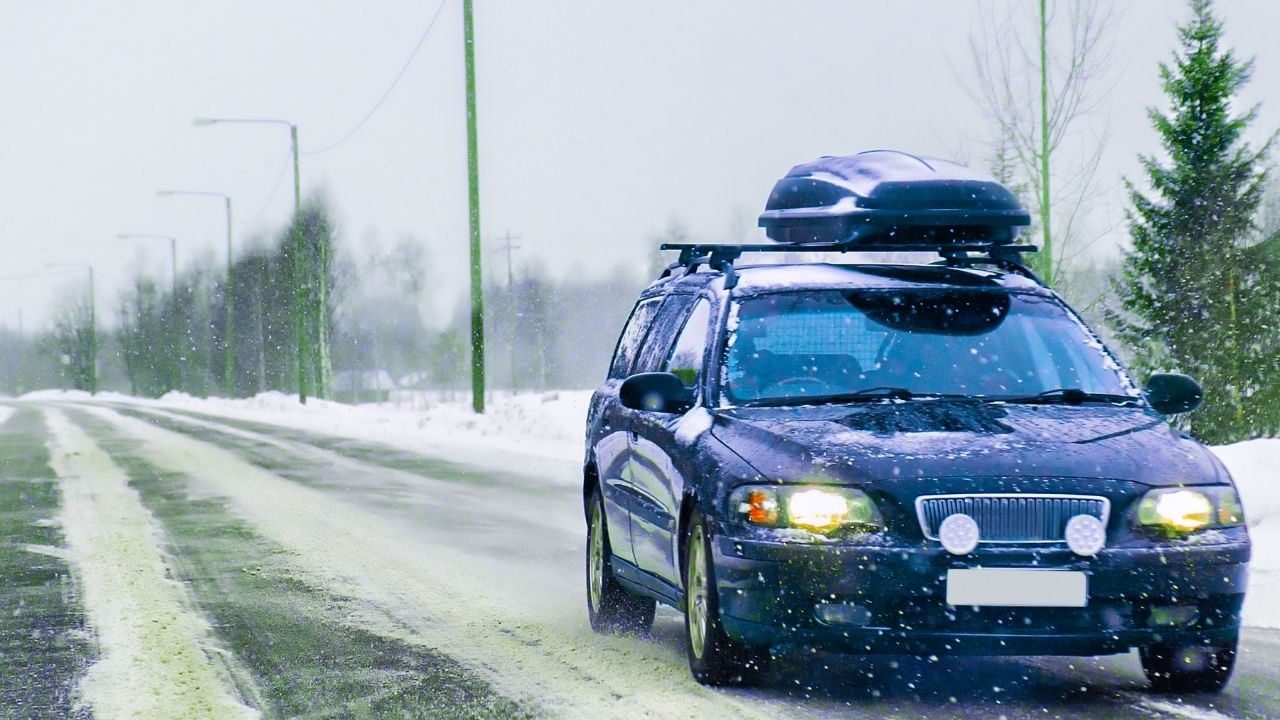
[687, 525, 708, 659]
[589, 504, 604, 612]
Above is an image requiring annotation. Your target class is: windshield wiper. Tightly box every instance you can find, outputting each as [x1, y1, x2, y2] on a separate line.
[744, 387, 969, 408]
[998, 388, 1139, 405]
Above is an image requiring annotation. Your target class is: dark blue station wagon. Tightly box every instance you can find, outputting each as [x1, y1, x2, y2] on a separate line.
[582, 152, 1248, 691]
[583, 257, 1247, 690]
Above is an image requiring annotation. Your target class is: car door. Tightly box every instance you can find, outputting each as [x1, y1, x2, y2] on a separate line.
[628, 296, 713, 587]
[592, 296, 664, 566]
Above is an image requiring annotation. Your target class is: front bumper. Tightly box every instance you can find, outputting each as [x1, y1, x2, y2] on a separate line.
[713, 534, 1248, 656]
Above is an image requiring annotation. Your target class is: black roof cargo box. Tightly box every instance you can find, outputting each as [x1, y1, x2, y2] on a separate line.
[758, 150, 1032, 246]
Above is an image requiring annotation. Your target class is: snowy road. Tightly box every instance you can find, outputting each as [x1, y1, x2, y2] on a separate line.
[6, 399, 1280, 719]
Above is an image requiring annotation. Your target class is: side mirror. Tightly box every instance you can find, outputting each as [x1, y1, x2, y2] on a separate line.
[620, 372, 694, 414]
[1144, 373, 1203, 415]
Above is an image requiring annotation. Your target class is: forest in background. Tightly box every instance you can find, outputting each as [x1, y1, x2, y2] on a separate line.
[4, 0, 1279, 445]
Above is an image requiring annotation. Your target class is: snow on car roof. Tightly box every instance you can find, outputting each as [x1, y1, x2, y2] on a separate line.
[656, 262, 1046, 295]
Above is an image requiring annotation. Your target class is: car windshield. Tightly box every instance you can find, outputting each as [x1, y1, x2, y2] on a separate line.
[723, 288, 1134, 405]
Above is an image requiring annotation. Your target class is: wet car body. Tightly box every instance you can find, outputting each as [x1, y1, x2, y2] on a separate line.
[583, 260, 1248, 685]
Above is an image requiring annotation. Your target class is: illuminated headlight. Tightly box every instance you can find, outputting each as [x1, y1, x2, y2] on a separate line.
[729, 485, 883, 535]
[1136, 487, 1245, 536]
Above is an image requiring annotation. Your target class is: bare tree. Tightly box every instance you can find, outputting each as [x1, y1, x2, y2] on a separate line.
[967, 0, 1121, 285]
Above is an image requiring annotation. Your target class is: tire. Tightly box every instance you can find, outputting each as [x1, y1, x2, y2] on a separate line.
[586, 487, 656, 634]
[683, 508, 770, 686]
[1140, 634, 1238, 693]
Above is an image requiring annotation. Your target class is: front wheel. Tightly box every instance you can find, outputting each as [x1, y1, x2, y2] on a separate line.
[683, 508, 769, 685]
[1140, 635, 1238, 693]
[586, 487, 655, 634]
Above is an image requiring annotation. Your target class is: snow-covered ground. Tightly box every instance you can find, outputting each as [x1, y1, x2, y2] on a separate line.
[44, 409, 258, 720]
[20, 388, 1280, 629]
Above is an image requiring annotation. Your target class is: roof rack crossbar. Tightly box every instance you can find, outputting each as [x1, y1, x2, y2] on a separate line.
[656, 242, 1044, 286]
[659, 242, 1036, 255]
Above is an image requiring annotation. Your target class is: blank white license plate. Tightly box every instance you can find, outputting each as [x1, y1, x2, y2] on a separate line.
[946, 568, 1088, 607]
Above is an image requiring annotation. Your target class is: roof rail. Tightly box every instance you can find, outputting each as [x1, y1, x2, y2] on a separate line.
[657, 242, 1044, 288]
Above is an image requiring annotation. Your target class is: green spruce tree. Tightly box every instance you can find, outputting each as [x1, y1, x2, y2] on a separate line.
[1110, 0, 1279, 443]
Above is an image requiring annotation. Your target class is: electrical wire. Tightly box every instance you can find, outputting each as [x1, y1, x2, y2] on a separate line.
[236, 147, 295, 227]
[302, 0, 449, 155]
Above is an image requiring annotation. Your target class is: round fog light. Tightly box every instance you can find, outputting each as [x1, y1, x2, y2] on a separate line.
[1065, 514, 1105, 556]
[939, 513, 980, 555]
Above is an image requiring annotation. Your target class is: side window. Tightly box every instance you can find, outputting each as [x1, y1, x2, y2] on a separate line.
[608, 298, 661, 380]
[664, 299, 712, 388]
[634, 295, 695, 374]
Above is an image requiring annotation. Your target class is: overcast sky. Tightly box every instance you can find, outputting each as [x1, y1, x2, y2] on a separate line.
[2, 0, 1277, 329]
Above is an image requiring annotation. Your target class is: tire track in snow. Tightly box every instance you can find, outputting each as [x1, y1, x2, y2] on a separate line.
[79, 404, 802, 720]
[44, 409, 259, 720]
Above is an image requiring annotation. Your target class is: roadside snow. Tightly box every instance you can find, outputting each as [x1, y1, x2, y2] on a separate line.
[0, 404, 14, 427]
[1211, 438, 1280, 629]
[43, 409, 258, 720]
[82, 389, 593, 470]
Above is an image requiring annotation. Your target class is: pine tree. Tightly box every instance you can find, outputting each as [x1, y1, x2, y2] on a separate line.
[1109, 0, 1279, 443]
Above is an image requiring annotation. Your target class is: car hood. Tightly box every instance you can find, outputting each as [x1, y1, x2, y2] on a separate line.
[710, 401, 1228, 489]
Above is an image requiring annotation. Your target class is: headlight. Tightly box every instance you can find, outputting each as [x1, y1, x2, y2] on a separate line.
[1135, 487, 1245, 536]
[729, 485, 883, 535]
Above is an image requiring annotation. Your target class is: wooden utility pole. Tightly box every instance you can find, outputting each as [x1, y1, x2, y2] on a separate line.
[495, 231, 521, 393]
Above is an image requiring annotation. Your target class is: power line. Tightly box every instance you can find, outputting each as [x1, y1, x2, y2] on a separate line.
[302, 0, 450, 155]
[236, 147, 294, 227]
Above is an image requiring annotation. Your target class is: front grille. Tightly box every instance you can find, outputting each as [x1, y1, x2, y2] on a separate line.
[916, 494, 1110, 544]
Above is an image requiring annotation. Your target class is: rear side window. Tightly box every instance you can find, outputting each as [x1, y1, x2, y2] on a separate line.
[608, 298, 662, 379]
[664, 299, 712, 388]
[634, 295, 695, 374]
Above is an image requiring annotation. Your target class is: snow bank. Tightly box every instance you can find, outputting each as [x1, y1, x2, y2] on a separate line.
[142, 389, 592, 466]
[1211, 438, 1280, 629]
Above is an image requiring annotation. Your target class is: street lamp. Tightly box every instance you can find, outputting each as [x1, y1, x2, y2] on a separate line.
[116, 233, 177, 295]
[159, 190, 235, 397]
[44, 262, 96, 394]
[116, 233, 182, 392]
[194, 115, 315, 404]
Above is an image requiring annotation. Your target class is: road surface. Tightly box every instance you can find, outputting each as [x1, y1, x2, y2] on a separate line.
[3, 399, 1277, 719]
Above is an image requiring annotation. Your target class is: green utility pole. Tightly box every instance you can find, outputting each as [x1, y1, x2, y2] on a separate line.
[193, 116, 316, 404]
[116, 233, 178, 391]
[45, 263, 95, 393]
[156, 190, 235, 397]
[87, 265, 96, 395]
[1038, 0, 1052, 281]
[463, 0, 486, 413]
[289, 123, 309, 405]
[223, 194, 235, 396]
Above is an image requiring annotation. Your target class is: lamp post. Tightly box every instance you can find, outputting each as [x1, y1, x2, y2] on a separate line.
[116, 233, 181, 392]
[194, 116, 314, 404]
[44, 262, 95, 394]
[159, 190, 235, 397]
